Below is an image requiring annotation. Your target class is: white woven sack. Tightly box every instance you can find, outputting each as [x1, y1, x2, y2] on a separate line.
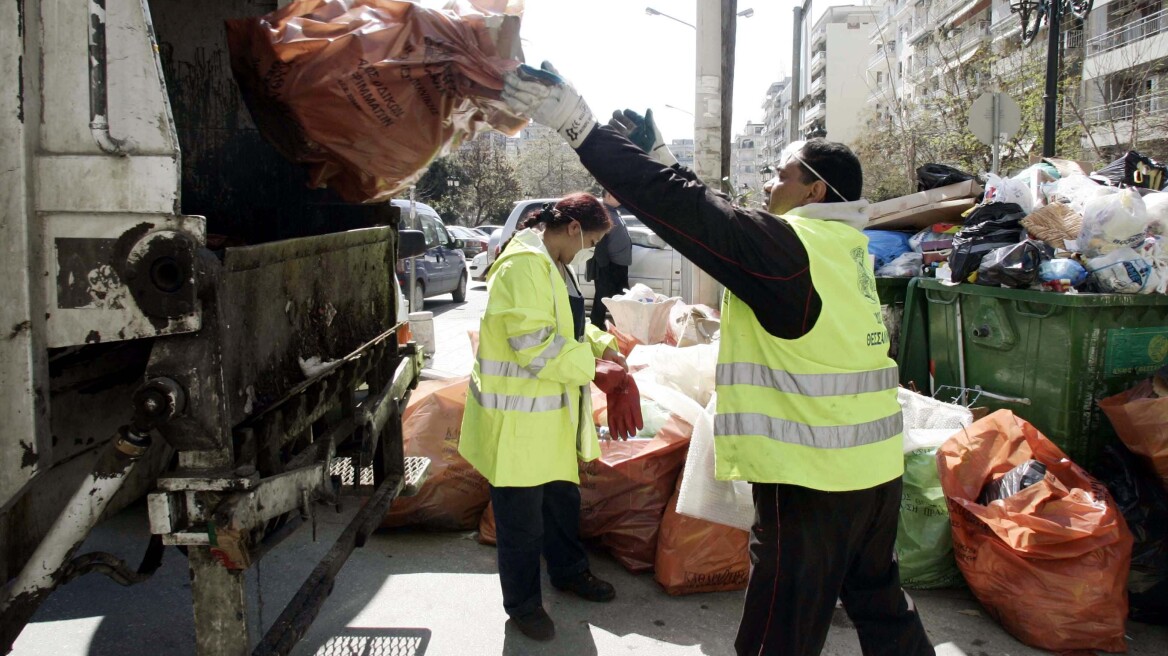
[676, 393, 754, 531]
[602, 289, 682, 345]
[897, 387, 973, 432]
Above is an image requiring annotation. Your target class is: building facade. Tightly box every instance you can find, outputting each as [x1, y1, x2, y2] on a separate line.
[797, 4, 879, 146]
[760, 78, 792, 170]
[731, 121, 767, 198]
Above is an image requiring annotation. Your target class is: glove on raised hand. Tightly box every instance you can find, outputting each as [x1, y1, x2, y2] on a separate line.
[608, 108, 679, 167]
[502, 61, 596, 148]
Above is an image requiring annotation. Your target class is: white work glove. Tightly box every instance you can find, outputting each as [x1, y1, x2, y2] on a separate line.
[502, 62, 596, 149]
[608, 108, 679, 167]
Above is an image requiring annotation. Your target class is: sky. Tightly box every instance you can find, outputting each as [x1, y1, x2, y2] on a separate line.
[516, 1, 852, 141]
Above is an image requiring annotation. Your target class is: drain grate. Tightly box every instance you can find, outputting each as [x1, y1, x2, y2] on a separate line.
[312, 628, 430, 656]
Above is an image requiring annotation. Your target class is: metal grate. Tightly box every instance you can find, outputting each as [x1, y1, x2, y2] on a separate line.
[329, 456, 375, 487]
[400, 456, 431, 497]
[312, 629, 430, 656]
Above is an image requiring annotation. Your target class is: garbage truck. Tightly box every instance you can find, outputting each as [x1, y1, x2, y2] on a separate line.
[0, 1, 430, 654]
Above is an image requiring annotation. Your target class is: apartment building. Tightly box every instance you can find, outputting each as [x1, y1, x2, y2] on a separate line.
[797, 5, 879, 145]
[670, 138, 696, 169]
[1080, 0, 1168, 155]
[866, 0, 995, 123]
[731, 122, 767, 196]
[760, 78, 792, 169]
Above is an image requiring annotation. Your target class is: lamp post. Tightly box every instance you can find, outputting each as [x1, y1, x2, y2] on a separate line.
[1011, 1, 1093, 157]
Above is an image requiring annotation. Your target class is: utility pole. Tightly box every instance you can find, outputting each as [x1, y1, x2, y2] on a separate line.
[687, 0, 737, 307]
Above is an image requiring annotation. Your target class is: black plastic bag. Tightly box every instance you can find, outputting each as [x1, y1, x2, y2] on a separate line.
[977, 459, 1048, 505]
[975, 239, 1051, 288]
[948, 202, 1027, 284]
[1093, 442, 1168, 625]
[1093, 151, 1168, 191]
[917, 163, 975, 191]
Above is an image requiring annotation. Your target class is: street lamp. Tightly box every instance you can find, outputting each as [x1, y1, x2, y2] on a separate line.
[446, 178, 460, 189]
[1011, 0, 1093, 156]
[664, 103, 694, 116]
[645, 6, 752, 30]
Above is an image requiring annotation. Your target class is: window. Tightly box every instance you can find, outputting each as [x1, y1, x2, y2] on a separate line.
[425, 217, 452, 247]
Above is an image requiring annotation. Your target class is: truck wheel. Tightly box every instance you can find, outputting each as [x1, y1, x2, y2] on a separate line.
[452, 271, 468, 302]
[411, 280, 425, 311]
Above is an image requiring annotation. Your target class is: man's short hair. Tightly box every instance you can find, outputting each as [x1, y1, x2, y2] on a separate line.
[795, 139, 863, 203]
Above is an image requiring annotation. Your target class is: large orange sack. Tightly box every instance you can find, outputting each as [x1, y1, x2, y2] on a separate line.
[937, 410, 1132, 653]
[577, 415, 691, 572]
[654, 472, 749, 595]
[383, 376, 490, 530]
[226, 0, 526, 202]
[1100, 378, 1168, 492]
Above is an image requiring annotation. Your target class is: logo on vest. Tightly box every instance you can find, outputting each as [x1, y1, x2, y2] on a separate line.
[851, 247, 878, 304]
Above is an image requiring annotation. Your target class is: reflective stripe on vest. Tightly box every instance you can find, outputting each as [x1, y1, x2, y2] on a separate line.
[714, 410, 902, 449]
[478, 358, 537, 379]
[507, 327, 568, 375]
[716, 363, 898, 397]
[470, 377, 570, 412]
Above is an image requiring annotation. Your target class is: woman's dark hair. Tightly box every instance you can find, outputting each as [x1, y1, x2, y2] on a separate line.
[500, 192, 610, 253]
[795, 138, 863, 203]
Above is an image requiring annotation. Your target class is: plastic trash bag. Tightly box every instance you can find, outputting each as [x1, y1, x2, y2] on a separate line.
[226, 0, 527, 202]
[876, 251, 922, 278]
[1038, 258, 1088, 286]
[1085, 246, 1155, 293]
[383, 376, 490, 530]
[1048, 174, 1116, 215]
[864, 230, 913, 269]
[1079, 187, 1150, 258]
[976, 459, 1047, 504]
[667, 303, 720, 347]
[916, 163, 975, 191]
[1093, 150, 1168, 191]
[602, 284, 682, 345]
[676, 394, 754, 531]
[1100, 377, 1168, 492]
[577, 415, 692, 572]
[984, 173, 1033, 213]
[627, 342, 718, 408]
[654, 471, 750, 595]
[975, 239, 1049, 288]
[898, 429, 965, 589]
[948, 202, 1027, 284]
[936, 410, 1132, 653]
[897, 387, 973, 430]
[1093, 442, 1168, 625]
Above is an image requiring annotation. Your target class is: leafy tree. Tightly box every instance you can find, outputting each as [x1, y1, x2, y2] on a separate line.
[414, 155, 467, 223]
[515, 128, 599, 197]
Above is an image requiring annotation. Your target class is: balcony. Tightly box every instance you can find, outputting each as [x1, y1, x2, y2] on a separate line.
[1082, 89, 1168, 124]
[811, 26, 827, 50]
[810, 50, 826, 75]
[868, 49, 890, 69]
[801, 103, 825, 129]
[1087, 8, 1168, 57]
[808, 75, 826, 98]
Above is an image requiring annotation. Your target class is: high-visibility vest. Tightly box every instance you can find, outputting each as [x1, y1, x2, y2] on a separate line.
[458, 229, 616, 487]
[714, 215, 903, 492]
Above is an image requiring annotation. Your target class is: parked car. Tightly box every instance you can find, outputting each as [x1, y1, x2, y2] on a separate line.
[475, 224, 504, 237]
[391, 199, 468, 309]
[447, 224, 489, 259]
[488, 197, 684, 306]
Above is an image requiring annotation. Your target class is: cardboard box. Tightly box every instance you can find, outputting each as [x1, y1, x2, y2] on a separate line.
[868, 179, 983, 221]
[865, 198, 977, 230]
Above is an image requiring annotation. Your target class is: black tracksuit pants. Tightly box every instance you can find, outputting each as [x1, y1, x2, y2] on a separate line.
[735, 478, 935, 656]
[590, 263, 629, 329]
[490, 481, 590, 618]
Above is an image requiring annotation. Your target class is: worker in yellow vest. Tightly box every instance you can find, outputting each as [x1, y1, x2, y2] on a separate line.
[501, 64, 937, 655]
[459, 192, 644, 642]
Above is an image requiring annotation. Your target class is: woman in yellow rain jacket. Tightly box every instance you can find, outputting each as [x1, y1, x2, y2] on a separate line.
[459, 192, 640, 642]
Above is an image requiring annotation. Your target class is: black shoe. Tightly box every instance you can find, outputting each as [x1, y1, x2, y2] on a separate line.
[512, 606, 555, 641]
[552, 570, 616, 602]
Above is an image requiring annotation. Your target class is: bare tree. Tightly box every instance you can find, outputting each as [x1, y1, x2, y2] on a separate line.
[515, 129, 598, 198]
[451, 135, 522, 227]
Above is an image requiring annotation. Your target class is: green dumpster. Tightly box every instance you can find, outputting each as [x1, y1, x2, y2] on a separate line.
[876, 277, 912, 361]
[918, 278, 1168, 468]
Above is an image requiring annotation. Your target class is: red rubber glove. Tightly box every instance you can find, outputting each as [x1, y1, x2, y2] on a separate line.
[593, 359, 629, 395]
[607, 376, 644, 440]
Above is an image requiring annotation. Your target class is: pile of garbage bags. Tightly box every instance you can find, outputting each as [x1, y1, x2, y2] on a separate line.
[866, 151, 1168, 295]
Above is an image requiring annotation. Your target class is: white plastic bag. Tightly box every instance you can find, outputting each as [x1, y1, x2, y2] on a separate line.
[668, 303, 720, 346]
[876, 252, 923, 278]
[985, 173, 1034, 213]
[1086, 246, 1155, 293]
[1079, 187, 1150, 258]
[676, 393, 755, 530]
[897, 387, 973, 431]
[1048, 174, 1116, 214]
[628, 342, 719, 407]
[601, 283, 681, 345]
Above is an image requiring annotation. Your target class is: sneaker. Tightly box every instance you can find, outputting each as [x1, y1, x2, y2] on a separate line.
[552, 570, 616, 602]
[511, 606, 555, 641]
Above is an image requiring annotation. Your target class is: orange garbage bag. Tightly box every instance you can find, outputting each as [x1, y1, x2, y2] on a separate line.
[382, 376, 490, 530]
[654, 472, 749, 595]
[226, 0, 527, 202]
[578, 415, 691, 572]
[936, 410, 1133, 653]
[1100, 378, 1168, 492]
[478, 500, 496, 545]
